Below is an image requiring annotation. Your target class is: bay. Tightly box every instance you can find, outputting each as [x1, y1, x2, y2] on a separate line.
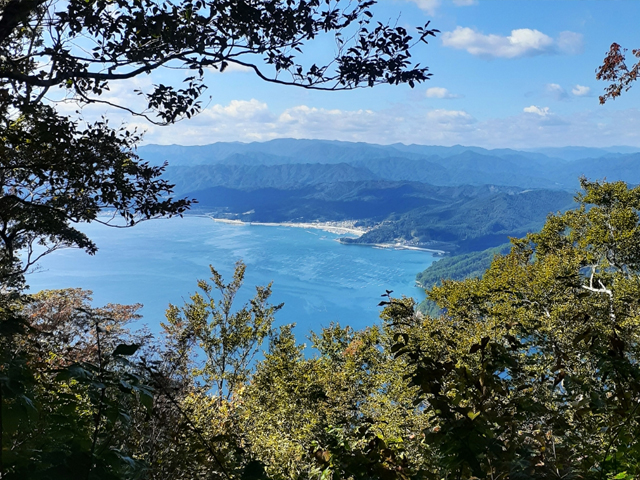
[26, 216, 435, 337]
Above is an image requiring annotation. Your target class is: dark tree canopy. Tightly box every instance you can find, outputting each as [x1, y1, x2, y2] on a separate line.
[0, 0, 438, 123]
[0, 0, 438, 286]
[0, 105, 192, 285]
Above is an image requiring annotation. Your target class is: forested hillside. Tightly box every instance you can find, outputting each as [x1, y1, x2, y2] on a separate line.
[341, 188, 574, 252]
[142, 140, 640, 190]
[181, 181, 573, 252]
[7, 180, 640, 480]
[146, 140, 607, 254]
[4, 0, 640, 473]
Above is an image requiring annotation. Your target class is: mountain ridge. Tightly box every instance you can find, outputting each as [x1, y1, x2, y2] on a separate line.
[140, 139, 640, 255]
[141, 139, 640, 192]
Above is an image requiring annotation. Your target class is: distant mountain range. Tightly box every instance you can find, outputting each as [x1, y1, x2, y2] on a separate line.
[140, 139, 640, 192]
[138, 139, 639, 254]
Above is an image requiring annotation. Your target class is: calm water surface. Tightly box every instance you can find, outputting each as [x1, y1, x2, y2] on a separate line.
[27, 217, 435, 336]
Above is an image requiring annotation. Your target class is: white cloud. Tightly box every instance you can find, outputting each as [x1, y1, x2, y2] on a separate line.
[174, 102, 637, 148]
[572, 84, 591, 96]
[133, 100, 478, 145]
[192, 99, 277, 140]
[55, 94, 640, 150]
[206, 99, 270, 119]
[546, 83, 568, 100]
[524, 105, 550, 116]
[427, 109, 474, 123]
[131, 100, 640, 150]
[408, 0, 440, 15]
[425, 87, 462, 99]
[407, 0, 476, 14]
[441, 27, 583, 59]
[471, 108, 640, 149]
[276, 106, 382, 138]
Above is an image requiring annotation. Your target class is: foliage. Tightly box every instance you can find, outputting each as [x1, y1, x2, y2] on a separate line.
[162, 260, 282, 399]
[597, 42, 640, 103]
[0, 99, 193, 287]
[416, 243, 513, 290]
[0, 0, 437, 287]
[416, 244, 512, 316]
[7, 178, 640, 479]
[240, 321, 430, 480]
[2, 288, 260, 480]
[24, 288, 146, 365]
[1, 289, 153, 479]
[391, 178, 640, 479]
[0, 0, 437, 122]
[123, 376, 257, 480]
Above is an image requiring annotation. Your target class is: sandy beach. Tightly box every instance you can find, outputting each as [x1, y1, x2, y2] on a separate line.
[205, 216, 366, 236]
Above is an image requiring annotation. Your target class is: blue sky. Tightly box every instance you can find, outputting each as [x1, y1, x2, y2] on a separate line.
[71, 0, 640, 148]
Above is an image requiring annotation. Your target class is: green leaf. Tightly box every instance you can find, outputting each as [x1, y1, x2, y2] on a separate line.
[56, 363, 92, 381]
[613, 472, 631, 480]
[112, 343, 141, 356]
[139, 390, 154, 412]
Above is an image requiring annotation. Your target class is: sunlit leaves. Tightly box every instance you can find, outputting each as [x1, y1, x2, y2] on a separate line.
[162, 260, 282, 400]
[391, 179, 640, 479]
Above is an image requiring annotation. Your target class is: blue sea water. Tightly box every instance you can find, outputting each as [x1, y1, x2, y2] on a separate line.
[26, 216, 435, 337]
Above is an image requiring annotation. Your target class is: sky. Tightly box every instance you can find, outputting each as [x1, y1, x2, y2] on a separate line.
[65, 0, 640, 149]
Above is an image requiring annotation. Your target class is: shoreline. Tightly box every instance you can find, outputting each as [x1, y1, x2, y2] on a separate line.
[199, 216, 445, 254]
[203, 216, 366, 236]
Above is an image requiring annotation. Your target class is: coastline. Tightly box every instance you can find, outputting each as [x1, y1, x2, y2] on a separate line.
[203, 216, 366, 236]
[200, 216, 445, 254]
